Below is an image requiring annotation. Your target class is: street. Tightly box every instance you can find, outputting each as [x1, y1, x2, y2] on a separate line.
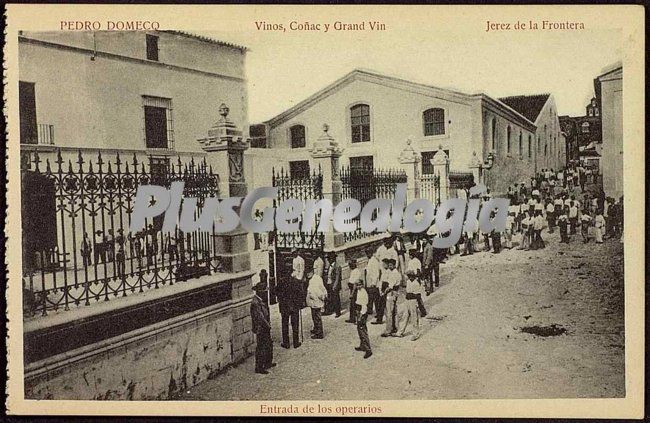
[183, 228, 625, 400]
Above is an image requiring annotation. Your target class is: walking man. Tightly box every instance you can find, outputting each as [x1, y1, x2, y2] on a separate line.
[381, 259, 402, 337]
[364, 248, 381, 318]
[346, 259, 362, 324]
[277, 261, 301, 349]
[395, 269, 423, 341]
[354, 276, 372, 359]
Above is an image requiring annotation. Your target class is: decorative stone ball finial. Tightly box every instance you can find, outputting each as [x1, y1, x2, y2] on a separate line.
[406, 139, 412, 146]
[322, 123, 330, 134]
[219, 103, 230, 120]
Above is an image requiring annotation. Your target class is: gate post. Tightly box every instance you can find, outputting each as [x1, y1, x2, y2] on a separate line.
[197, 103, 251, 273]
[468, 151, 483, 187]
[398, 139, 421, 201]
[431, 145, 450, 202]
[309, 124, 344, 250]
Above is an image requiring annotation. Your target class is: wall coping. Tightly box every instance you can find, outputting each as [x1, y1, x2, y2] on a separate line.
[24, 270, 255, 334]
[25, 292, 253, 379]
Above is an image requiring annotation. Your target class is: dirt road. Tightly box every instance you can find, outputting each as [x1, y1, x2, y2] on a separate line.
[183, 229, 624, 400]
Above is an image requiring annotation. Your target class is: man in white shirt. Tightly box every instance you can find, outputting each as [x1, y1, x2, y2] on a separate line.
[306, 267, 327, 339]
[395, 269, 423, 341]
[346, 260, 363, 324]
[364, 248, 381, 318]
[381, 259, 402, 337]
[532, 211, 546, 249]
[568, 201, 579, 235]
[406, 249, 421, 278]
[353, 277, 372, 359]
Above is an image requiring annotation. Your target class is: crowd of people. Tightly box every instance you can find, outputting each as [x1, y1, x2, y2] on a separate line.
[249, 162, 625, 374]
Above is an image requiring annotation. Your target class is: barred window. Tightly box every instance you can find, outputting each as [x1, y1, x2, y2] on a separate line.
[506, 126, 511, 154]
[143, 96, 174, 149]
[528, 135, 532, 159]
[290, 125, 306, 148]
[350, 104, 370, 143]
[423, 108, 445, 136]
[519, 132, 523, 156]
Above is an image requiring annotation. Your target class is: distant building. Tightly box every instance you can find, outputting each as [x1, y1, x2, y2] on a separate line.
[595, 63, 623, 199]
[498, 94, 567, 173]
[558, 96, 602, 170]
[249, 69, 564, 195]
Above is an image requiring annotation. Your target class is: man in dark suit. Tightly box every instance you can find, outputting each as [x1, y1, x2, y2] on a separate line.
[326, 253, 342, 318]
[250, 280, 276, 374]
[277, 261, 302, 349]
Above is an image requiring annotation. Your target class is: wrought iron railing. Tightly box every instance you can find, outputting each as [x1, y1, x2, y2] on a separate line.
[419, 173, 441, 206]
[20, 148, 223, 318]
[340, 166, 407, 242]
[271, 166, 324, 251]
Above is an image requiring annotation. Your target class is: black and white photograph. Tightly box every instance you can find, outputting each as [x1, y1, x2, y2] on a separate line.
[4, 4, 644, 418]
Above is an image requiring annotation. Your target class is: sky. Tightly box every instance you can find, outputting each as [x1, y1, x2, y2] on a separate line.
[203, 25, 621, 123]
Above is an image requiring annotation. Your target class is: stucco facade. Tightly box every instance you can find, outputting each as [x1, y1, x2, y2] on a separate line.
[18, 31, 247, 153]
[253, 69, 542, 195]
[597, 65, 623, 199]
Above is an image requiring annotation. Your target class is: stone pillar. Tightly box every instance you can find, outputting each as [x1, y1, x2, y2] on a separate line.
[197, 103, 251, 273]
[309, 124, 344, 250]
[431, 145, 450, 202]
[398, 139, 421, 201]
[468, 151, 483, 188]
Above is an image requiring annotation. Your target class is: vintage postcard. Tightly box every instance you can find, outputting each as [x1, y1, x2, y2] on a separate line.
[4, 4, 645, 418]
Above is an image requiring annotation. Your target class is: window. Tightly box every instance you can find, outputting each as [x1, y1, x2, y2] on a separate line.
[19, 81, 37, 144]
[581, 122, 590, 133]
[143, 96, 173, 149]
[249, 124, 267, 148]
[423, 108, 445, 136]
[491, 118, 497, 150]
[506, 126, 511, 154]
[518, 132, 523, 156]
[421, 150, 449, 175]
[595, 109, 599, 117]
[146, 34, 159, 61]
[349, 156, 374, 172]
[289, 160, 310, 179]
[528, 135, 532, 159]
[537, 136, 541, 152]
[290, 125, 306, 148]
[350, 104, 370, 143]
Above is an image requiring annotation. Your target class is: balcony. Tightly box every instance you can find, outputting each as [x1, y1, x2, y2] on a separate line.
[37, 124, 55, 145]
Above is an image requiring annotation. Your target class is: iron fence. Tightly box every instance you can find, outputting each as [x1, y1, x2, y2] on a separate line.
[271, 166, 324, 250]
[20, 148, 224, 318]
[340, 166, 407, 242]
[419, 173, 441, 206]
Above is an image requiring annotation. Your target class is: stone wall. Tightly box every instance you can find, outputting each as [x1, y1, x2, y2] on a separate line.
[25, 273, 255, 400]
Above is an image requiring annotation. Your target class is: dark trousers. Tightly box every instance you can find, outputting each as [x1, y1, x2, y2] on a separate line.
[569, 218, 578, 234]
[375, 294, 386, 323]
[281, 309, 300, 347]
[255, 330, 273, 371]
[432, 262, 440, 287]
[356, 313, 371, 352]
[310, 307, 323, 337]
[348, 288, 357, 323]
[329, 289, 341, 316]
[367, 286, 380, 316]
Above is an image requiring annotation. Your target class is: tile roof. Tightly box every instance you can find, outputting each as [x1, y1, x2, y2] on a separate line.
[162, 31, 247, 52]
[497, 94, 550, 122]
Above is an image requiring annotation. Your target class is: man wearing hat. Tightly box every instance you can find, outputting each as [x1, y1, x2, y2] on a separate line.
[395, 269, 422, 341]
[381, 258, 402, 337]
[346, 259, 363, 324]
[325, 252, 342, 318]
[353, 275, 372, 359]
[306, 265, 327, 339]
[250, 280, 275, 374]
[277, 249, 303, 349]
